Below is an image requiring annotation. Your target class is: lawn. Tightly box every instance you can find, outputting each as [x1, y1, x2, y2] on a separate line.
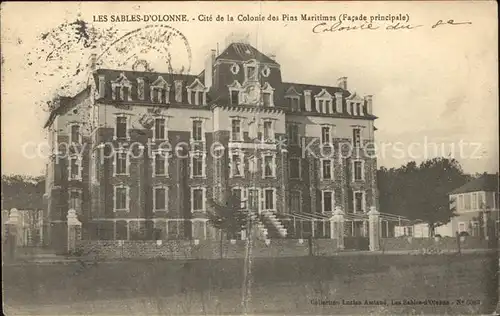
[3, 253, 499, 315]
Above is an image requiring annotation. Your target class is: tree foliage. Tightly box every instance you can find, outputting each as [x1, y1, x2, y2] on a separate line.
[1, 174, 45, 210]
[207, 194, 248, 240]
[377, 158, 471, 234]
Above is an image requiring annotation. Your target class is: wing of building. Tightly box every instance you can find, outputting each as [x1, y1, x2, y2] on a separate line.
[43, 40, 379, 249]
[441, 173, 499, 237]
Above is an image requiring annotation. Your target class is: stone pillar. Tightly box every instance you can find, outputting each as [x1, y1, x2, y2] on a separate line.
[330, 206, 345, 250]
[368, 206, 380, 251]
[4, 208, 20, 261]
[67, 209, 82, 254]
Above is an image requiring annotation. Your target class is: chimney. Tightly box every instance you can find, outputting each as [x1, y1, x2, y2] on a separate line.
[337, 77, 347, 90]
[334, 92, 343, 113]
[304, 90, 312, 111]
[365, 95, 373, 115]
[268, 54, 276, 61]
[174, 80, 183, 103]
[204, 49, 216, 89]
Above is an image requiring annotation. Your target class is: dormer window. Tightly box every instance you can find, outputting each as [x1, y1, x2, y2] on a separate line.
[285, 86, 302, 112]
[261, 82, 274, 107]
[228, 80, 242, 106]
[111, 72, 133, 101]
[231, 91, 239, 105]
[288, 97, 300, 112]
[244, 60, 259, 82]
[314, 89, 333, 114]
[186, 79, 208, 106]
[150, 76, 170, 104]
[346, 92, 365, 116]
[262, 92, 272, 107]
[246, 65, 257, 81]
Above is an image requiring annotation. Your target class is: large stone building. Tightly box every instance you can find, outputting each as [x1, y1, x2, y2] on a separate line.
[44, 40, 379, 249]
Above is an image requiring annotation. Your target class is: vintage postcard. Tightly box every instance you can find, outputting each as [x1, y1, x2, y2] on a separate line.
[1, 1, 498, 315]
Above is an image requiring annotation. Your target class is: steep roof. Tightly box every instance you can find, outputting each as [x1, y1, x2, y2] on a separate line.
[449, 174, 499, 194]
[43, 86, 91, 128]
[216, 43, 278, 65]
[282, 82, 378, 119]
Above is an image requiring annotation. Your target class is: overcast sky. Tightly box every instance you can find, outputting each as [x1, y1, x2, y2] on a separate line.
[1, 1, 498, 176]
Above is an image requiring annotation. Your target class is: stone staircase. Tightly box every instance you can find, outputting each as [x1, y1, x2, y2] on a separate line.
[260, 210, 287, 238]
[249, 211, 268, 240]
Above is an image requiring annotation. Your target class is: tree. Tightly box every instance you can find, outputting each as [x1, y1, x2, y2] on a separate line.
[1, 174, 45, 210]
[207, 194, 248, 258]
[377, 158, 470, 236]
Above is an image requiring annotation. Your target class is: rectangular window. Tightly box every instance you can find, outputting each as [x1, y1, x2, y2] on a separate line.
[231, 90, 239, 105]
[263, 93, 271, 107]
[323, 191, 333, 213]
[289, 158, 300, 179]
[231, 119, 241, 141]
[246, 66, 257, 81]
[464, 194, 471, 210]
[154, 118, 166, 140]
[321, 126, 330, 144]
[290, 191, 301, 213]
[154, 152, 167, 176]
[122, 87, 130, 101]
[471, 193, 478, 209]
[264, 189, 274, 210]
[69, 190, 82, 211]
[291, 98, 299, 112]
[190, 91, 197, 105]
[192, 120, 203, 141]
[115, 152, 128, 175]
[406, 226, 414, 237]
[288, 124, 299, 145]
[114, 186, 128, 211]
[318, 100, 324, 113]
[232, 188, 243, 202]
[154, 187, 167, 211]
[248, 189, 259, 211]
[264, 156, 273, 177]
[69, 157, 80, 180]
[70, 125, 81, 144]
[263, 121, 272, 140]
[152, 88, 159, 103]
[458, 195, 464, 210]
[354, 192, 364, 213]
[116, 116, 127, 139]
[192, 188, 204, 211]
[353, 128, 361, 147]
[471, 221, 480, 237]
[231, 154, 243, 177]
[192, 154, 203, 177]
[322, 159, 332, 180]
[354, 161, 363, 181]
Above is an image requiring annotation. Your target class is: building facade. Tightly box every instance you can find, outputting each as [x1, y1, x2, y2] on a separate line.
[443, 174, 499, 238]
[44, 40, 378, 247]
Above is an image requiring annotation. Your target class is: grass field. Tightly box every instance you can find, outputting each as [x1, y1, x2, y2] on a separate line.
[3, 253, 499, 315]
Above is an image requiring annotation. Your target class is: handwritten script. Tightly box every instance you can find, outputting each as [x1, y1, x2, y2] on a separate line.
[312, 19, 472, 33]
